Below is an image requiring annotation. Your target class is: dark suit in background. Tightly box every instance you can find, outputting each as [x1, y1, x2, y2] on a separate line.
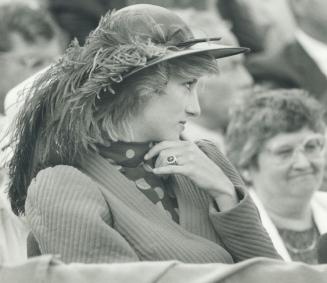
[48, 0, 127, 45]
[246, 40, 327, 103]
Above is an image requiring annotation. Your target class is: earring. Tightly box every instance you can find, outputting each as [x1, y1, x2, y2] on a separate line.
[241, 169, 251, 183]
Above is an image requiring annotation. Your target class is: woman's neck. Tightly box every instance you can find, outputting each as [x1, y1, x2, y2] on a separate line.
[259, 194, 313, 230]
[268, 209, 313, 231]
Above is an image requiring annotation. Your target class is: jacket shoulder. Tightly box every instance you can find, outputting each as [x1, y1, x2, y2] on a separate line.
[27, 165, 104, 208]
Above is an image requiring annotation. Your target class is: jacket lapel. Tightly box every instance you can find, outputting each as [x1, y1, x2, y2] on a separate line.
[249, 190, 292, 261]
[80, 152, 217, 241]
[171, 174, 219, 241]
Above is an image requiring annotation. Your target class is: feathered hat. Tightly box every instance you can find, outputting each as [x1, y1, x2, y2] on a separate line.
[100, 4, 249, 80]
[57, 4, 249, 95]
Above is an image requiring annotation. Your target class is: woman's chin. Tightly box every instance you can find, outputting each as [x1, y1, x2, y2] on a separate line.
[288, 177, 320, 194]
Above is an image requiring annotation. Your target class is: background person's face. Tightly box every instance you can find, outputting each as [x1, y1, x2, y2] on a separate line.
[0, 33, 62, 113]
[197, 54, 253, 131]
[248, 127, 325, 205]
[130, 77, 201, 142]
[190, 25, 253, 132]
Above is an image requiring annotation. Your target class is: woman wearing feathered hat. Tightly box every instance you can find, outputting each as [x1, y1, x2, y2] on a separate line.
[8, 4, 279, 263]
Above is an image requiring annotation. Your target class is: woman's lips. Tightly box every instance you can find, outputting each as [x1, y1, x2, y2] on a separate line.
[289, 172, 315, 179]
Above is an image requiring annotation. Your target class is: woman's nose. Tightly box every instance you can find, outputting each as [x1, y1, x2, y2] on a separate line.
[186, 92, 201, 117]
[291, 150, 312, 169]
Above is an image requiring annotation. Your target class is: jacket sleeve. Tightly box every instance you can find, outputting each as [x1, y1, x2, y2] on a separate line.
[25, 165, 139, 264]
[197, 140, 281, 262]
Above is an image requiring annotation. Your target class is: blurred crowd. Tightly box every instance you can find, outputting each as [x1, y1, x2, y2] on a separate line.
[1, 0, 327, 281]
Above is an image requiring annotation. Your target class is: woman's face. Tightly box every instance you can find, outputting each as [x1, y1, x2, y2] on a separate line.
[130, 76, 201, 142]
[248, 127, 325, 204]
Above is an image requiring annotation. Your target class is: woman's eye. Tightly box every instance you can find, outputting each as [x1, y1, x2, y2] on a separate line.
[184, 79, 197, 90]
[275, 148, 293, 159]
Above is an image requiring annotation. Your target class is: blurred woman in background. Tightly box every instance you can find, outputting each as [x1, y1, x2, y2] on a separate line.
[226, 88, 327, 263]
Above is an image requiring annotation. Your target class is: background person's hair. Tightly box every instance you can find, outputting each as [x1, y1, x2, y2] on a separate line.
[0, 3, 56, 52]
[8, 9, 218, 215]
[47, 0, 127, 46]
[226, 88, 326, 172]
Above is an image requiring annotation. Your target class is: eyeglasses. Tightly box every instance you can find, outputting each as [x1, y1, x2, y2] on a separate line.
[264, 134, 325, 164]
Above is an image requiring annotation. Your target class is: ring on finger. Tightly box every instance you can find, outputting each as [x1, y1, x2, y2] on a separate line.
[167, 155, 178, 165]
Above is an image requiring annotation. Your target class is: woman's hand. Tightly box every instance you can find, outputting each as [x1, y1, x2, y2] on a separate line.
[144, 141, 238, 211]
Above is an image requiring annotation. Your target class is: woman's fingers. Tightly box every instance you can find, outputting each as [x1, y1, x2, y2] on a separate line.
[152, 165, 187, 175]
[145, 140, 199, 170]
[154, 149, 182, 168]
[144, 140, 190, 160]
[155, 152, 190, 169]
[144, 140, 238, 209]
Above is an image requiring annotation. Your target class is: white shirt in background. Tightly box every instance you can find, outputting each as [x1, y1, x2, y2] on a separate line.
[296, 29, 327, 77]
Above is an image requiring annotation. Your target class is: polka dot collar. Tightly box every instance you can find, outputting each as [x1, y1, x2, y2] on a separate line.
[97, 141, 154, 167]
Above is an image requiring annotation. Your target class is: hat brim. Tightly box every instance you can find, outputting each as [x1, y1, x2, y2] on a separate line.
[123, 42, 250, 79]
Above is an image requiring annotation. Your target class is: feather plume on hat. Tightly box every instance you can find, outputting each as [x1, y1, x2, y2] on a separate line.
[18, 9, 174, 157]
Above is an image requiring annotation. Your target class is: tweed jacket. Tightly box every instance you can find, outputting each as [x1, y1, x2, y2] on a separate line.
[25, 141, 279, 263]
[246, 39, 327, 103]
